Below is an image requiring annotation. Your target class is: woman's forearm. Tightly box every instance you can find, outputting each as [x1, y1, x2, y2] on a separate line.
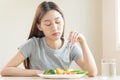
[0, 67, 42, 77]
[79, 40, 98, 76]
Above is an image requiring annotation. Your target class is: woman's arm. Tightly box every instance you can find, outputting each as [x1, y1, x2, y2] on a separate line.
[0, 50, 42, 76]
[68, 31, 98, 77]
[76, 39, 97, 77]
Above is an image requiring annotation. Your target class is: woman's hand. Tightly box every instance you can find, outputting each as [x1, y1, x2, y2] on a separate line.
[68, 31, 86, 44]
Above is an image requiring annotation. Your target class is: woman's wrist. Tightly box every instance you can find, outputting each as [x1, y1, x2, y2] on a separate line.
[78, 37, 87, 45]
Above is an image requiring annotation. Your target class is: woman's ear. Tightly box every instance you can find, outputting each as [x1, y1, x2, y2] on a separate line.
[37, 24, 42, 31]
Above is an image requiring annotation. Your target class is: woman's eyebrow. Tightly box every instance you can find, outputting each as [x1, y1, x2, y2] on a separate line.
[43, 17, 60, 22]
[43, 19, 50, 22]
[55, 17, 60, 20]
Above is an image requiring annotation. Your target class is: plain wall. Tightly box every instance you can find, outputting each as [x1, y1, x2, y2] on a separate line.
[102, 0, 120, 75]
[0, 0, 102, 75]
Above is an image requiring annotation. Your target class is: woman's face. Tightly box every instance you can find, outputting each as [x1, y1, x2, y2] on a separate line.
[38, 10, 64, 41]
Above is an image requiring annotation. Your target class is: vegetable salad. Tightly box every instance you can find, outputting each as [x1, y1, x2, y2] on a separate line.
[43, 68, 88, 75]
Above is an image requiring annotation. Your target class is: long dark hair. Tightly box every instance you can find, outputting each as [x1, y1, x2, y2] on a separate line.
[24, 1, 65, 69]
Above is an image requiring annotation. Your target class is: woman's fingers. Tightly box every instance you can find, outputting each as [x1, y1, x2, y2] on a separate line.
[68, 31, 80, 44]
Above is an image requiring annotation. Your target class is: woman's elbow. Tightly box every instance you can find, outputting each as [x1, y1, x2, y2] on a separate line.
[0, 69, 5, 76]
[0, 68, 8, 76]
[88, 69, 98, 77]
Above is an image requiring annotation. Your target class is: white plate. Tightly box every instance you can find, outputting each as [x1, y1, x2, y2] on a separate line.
[37, 74, 86, 79]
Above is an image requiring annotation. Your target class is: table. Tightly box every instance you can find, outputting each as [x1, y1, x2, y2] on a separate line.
[0, 76, 120, 80]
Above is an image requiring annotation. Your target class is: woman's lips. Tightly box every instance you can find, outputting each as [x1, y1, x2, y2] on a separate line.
[52, 32, 60, 36]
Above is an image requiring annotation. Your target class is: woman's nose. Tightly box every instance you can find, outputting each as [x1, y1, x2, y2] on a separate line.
[51, 23, 57, 31]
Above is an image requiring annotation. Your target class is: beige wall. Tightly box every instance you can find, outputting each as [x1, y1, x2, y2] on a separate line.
[0, 0, 102, 75]
[102, 0, 120, 75]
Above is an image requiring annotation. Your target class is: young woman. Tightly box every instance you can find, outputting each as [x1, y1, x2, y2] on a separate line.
[0, 1, 97, 77]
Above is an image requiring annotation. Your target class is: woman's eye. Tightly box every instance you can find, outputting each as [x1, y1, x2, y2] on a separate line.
[55, 19, 61, 24]
[55, 21, 60, 24]
[44, 21, 51, 26]
[45, 23, 51, 26]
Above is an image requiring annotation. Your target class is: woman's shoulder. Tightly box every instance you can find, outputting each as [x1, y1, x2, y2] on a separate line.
[29, 37, 44, 42]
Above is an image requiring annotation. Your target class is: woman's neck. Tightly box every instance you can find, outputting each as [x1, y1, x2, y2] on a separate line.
[45, 38, 63, 49]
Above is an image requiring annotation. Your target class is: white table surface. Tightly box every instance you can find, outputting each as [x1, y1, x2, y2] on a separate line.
[0, 76, 120, 80]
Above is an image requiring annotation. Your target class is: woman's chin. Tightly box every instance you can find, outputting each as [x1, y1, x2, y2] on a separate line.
[52, 36, 61, 40]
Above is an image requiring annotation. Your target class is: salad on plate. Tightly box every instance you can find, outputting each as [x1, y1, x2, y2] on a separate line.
[37, 68, 88, 79]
